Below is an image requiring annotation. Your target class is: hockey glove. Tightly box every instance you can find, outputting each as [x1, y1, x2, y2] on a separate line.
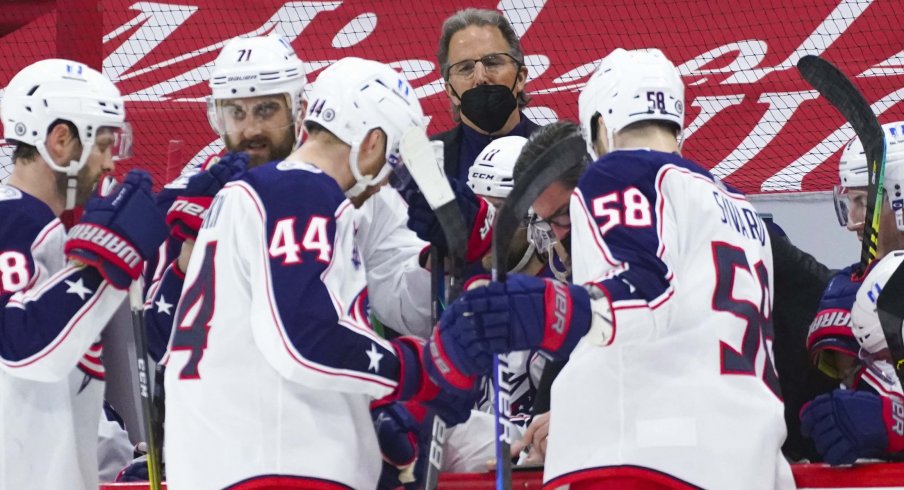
[800, 389, 904, 465]
[165, 152, 248, 241]
[372, 401, 421, 489]
[444, 274, 593, 361]
[392, 337, 479, 427]
[406, 177, 495, 263]
[65, 170, 168, 290]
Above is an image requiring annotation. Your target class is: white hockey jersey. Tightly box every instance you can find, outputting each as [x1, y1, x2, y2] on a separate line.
[546, 150, 795, 489]
[0, 185, 126, 490]
[163, 161, 412, 490]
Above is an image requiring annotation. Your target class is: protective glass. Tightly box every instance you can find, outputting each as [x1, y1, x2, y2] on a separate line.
[446, 53, 519, 80]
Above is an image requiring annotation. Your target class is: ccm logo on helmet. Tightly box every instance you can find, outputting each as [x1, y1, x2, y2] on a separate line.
[471, 172, 495, 180]
[69, 224, 141, 269]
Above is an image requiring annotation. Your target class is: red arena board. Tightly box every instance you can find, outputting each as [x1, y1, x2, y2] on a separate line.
[99, 462, 904, 489]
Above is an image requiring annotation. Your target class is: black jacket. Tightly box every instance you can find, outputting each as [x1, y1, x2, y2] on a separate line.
[430, 116, 542, 183]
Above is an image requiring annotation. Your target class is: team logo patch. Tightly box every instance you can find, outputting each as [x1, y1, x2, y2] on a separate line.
[322, 108, 335, 122]
[14, 123, 26, 137]
[675, 100, 684, 114]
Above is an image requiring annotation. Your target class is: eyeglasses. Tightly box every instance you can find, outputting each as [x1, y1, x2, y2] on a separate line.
[445, 53, 519, 80]
[534, 204, 571, 229]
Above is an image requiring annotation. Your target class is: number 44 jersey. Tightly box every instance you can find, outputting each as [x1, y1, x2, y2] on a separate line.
[163, 161, 406, 490]
[547, 150, 795, 489]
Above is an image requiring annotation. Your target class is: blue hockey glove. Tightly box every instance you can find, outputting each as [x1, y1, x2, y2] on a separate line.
[373, 402, 421, 489]
[65, 170, 168, 290]
[405, 177, 494, 262]
[801, 389, 904, 465]
[392, 337, 480, 426]
[444, 274, 593, 360]
[165, 152, 247, 241]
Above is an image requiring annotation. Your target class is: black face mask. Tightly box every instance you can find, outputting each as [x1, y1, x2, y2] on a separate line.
[458, 83, 518, 134]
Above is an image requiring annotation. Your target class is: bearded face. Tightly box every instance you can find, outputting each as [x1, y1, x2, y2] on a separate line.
[219, 95, 296, 169]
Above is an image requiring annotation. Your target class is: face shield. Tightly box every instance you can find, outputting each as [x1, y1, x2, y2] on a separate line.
[208, 94, 294, 139]
[833, 185, 867, 229]
[105, 123, 134, 161]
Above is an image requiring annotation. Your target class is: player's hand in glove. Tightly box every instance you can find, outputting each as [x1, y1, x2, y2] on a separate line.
[405, 177, 495, 263]
[65, 170, 168, 290]
[390, 337, 480, 426]
[435, 274, 594, 367]
[800, 389, 904, 465]
[165, 152, 248, 241]
[372, 401, 423, 490]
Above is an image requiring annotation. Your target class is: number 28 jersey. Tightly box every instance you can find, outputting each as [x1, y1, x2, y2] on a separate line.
[547, 150, 795, 489]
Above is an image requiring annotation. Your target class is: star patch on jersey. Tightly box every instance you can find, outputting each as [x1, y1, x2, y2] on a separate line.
[65, 278, 93, 300]
[155, 295, 173, 315]
[366, 343, 384, 372]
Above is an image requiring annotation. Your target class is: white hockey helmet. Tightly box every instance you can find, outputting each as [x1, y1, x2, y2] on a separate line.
[852, 250, 904, 354]
[878, 121, 904, 231]
[207, 35, 306, 136]
[467, 136, 526, 199]
[578, 48, 684, 158]
[2, 59, 130, 207]
[304, 57, 426, 198]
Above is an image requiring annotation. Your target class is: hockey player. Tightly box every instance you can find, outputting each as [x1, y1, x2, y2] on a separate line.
[162, 57, 480, 490]
[0, 59, 167, 490]
[432, 48, 795, 488]
[801, 122, 904, 465]
[147, 35, 433, 362]
[806, 122, 904, 389]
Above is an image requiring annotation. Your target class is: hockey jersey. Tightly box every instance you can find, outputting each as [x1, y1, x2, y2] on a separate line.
[546, 150, 794, 489]
[163, 161, 414, 490]
[0, 184, 126, 490]
[145, 159, 432, 362]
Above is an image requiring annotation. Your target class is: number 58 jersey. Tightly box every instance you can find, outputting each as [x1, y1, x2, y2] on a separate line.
[547, 150, 795, 489]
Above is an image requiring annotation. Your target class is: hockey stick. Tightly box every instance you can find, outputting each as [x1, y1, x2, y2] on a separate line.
[491, 134, 587, 490]
[398, 127, 468, 490]
[797, 55, 887, 270]
[877, 261, 904, 377]
[128, 280, 164, 490]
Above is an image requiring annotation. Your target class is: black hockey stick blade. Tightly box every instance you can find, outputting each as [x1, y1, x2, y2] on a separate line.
[493, 135, 587, 281]
[797, 55, 886, 269]
[877, 260, 904, 374]
[434, 201, 468, 301]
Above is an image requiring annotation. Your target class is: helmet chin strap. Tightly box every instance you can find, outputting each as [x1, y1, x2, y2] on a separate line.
[509, 242, 536, 274]
[345, 143, 370, 198]
[548, 241, 571, 281]
[35, 141, 87, 211]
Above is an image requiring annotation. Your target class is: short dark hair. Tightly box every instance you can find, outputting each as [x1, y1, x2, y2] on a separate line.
[12, 120, 79, 164]
[514, 120, 588, 189]
[437, 8, 530, 117]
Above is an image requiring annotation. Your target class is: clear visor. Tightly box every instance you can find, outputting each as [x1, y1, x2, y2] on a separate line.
[207, 94, 294, 137]
[833, 185, 867, 229]
[96, 123, 133, 161]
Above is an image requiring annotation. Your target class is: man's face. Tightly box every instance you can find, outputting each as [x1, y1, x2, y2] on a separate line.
[532, 181, 573, 241]
[56, 127, 116, 207]
[220, 94, 295, 168]
[444, 25, 526, 119]
[845, 187, 868, 240]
